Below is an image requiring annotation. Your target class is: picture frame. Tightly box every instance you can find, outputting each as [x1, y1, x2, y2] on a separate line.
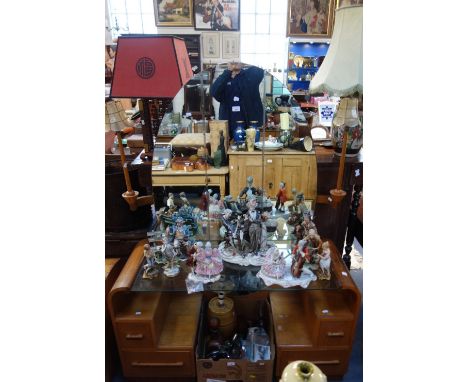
[202, 32, 220, 59]
[193, 0, 240, 31]
[287, 0, 336, 38]
[336, 0, 363, 8]
[222, 33, 240, 60]
[153, 0, 194, 27]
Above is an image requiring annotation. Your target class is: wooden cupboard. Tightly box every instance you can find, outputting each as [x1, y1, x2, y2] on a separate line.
[228, 149, 317, 201]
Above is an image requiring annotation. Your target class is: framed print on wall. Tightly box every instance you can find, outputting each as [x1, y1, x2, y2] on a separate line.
[153, 0, 194, 27]
[193, 0, 240, 31]
[287, 0, 336, 38]
[222, 33, 240, 60]
[336, 0, 363, 8]
[202, 32, 220, 59]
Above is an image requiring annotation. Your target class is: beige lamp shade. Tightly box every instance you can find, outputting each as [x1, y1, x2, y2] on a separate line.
[309, 5, 363, 96]
[105, 100, 133, 132]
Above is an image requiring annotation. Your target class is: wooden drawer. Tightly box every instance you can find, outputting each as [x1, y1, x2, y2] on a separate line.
[317, 320, 353, 347]
[121, 350, 195, 378]
[115, 322, 155, 349]
[276, 348, 350, 378]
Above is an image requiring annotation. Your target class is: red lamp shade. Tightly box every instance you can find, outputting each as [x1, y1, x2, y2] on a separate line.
[110, 35, 193, 99]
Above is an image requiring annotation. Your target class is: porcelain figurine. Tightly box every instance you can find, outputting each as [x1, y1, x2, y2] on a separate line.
[287, 191, 308, 226]
[306, 229, 323, 270]
[194, 242, 224, 280]
[261, 247, 286, 279]
[291, 239, 317, 281]
[165, 216, 191, 258]
[238, 176, 258, 202]
[179, 191, 190, 206]
[166, 192, 175, 210]
[293, 211, 317, 244]
[317, 241, 331, 280]
[243, 197, 268, 253]
[142, 243, 158, 279]
[275, 181, 287, 213]
[199, 188, 210, 212]
[223, 194, 241, 215]
[162, 241, 180, 277]
[221, 209, 242, 249]
[276, 217, 287, 237]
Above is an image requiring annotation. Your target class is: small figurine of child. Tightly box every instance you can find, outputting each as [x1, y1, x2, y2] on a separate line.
[317, 241, 331, 280]
[275, 181, 287, 212]
[167, 193, 175, 210]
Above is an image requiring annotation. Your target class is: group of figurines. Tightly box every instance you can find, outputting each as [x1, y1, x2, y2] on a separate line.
[142, 175, 332, 284]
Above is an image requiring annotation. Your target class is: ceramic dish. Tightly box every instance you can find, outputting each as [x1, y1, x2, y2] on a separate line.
[254, 141, 283, 151]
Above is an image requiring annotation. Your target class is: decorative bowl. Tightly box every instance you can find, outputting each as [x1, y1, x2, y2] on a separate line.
[254, 141, 283, 151]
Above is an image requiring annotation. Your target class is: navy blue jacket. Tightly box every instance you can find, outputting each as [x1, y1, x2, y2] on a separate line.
[210, 66, 265, 135]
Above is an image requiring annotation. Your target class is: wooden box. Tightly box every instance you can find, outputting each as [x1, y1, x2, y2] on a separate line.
[196, 292, 275, 382]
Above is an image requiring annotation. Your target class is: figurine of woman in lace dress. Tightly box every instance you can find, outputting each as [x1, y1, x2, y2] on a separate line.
[261, 247, 286, 279]
[195, 242, 223, 279]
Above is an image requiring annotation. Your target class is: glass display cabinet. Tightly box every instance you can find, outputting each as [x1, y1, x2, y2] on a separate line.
[108, 68, 361, 381]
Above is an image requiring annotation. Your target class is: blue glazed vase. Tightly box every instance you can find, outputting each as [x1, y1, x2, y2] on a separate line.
[233, 121, 246, 144]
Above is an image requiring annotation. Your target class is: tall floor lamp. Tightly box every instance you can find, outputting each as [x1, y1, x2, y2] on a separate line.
[107, 35, 193, 211]
[310, 4, 363, 207]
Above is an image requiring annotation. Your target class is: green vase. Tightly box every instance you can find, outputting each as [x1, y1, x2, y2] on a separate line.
[213, 149, 222, 168]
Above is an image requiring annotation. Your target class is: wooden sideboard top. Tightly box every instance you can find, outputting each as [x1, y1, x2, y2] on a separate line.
[227, 148, 316, 156]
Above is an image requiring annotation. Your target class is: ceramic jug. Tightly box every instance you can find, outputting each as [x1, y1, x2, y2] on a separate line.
[280, 361, 327, 382]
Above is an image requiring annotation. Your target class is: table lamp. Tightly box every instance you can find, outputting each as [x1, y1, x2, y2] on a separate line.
[108, 35, 193, 210]
[309, 4, 363, 206]
[111, 35, 192, 151]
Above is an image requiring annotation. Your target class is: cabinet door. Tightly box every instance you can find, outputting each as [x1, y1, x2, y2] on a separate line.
[282, 156, 315, 200]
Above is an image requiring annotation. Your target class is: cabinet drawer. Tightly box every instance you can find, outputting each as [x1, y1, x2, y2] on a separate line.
[317, 321, 353, 347]
[116, 322, 155, 349]
[121, 350, 195, 378]
[276, 349, 350, 378]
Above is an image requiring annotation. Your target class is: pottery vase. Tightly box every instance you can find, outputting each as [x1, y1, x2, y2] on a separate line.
[245, 128, 256, 152]
[280, 360, 327, 382]
[331, 98, 362, 157]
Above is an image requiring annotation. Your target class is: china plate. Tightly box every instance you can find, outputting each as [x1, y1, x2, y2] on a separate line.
[255, 141, 283, 151]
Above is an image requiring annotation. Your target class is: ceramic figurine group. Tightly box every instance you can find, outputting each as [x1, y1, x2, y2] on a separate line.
[291, 229, 331, 280]
[143, 174, 332, 287]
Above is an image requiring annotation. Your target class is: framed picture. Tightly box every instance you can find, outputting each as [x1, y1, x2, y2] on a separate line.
[287, 0, 336, 38]
[153, 0, 193, 27]
[336, 0, 363, 8]
[193, 0, 240, 31]
[222, 33, 240, 60]
[202, 32, 220, 59]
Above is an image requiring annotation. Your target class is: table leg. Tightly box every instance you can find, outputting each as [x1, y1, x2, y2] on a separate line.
[219, 176, 226, 199]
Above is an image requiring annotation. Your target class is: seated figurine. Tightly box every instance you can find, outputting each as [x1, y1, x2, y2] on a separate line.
[238, 176, 258, 202]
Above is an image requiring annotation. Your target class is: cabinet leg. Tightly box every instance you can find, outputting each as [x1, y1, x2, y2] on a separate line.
[343, 184, 362, 269]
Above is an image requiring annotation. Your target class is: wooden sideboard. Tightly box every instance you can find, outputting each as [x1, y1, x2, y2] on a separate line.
[107, 240, 360, 380]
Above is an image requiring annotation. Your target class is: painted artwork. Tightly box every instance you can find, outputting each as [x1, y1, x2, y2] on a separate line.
[154, 0, 194, 26]
[193, 0, 240, 31]
[287, 0, 336, 38]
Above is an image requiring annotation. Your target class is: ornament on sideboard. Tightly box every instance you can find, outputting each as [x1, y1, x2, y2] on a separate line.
[142, 243, 158, 279]
[260, 247, 286, 280]
[317, 241, 332, 280]
[162, 240, 180, 278]
[238, 176, 258, 202]
[275, 181, 288, 213]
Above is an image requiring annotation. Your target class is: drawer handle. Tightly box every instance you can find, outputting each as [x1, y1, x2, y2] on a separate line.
[312, 360, 340, 365]
[207, 177, 211, 182]
[125, 334, 144, 340]
[266, 159, 273, 163]
[131, 361, 184, 367]
[327, 332, 345, 337]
